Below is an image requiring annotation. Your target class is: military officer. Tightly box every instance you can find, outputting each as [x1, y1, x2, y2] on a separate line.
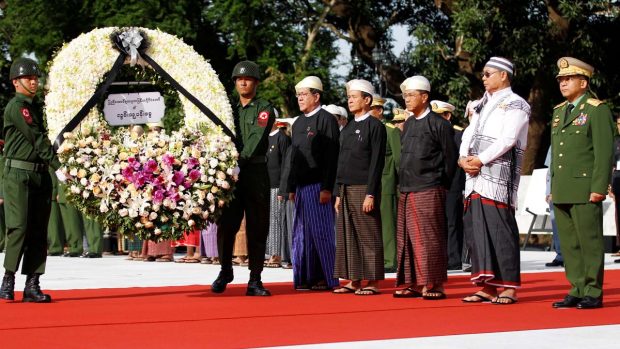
[47, 168, 66, 256]
[0, 58, 62, 303]
[431, 100, 466, 270]
[550, 57, 615, 309]
[369, 95, 400, 272]
[0, 117, 5, 252]
[211, 60, 275, 296]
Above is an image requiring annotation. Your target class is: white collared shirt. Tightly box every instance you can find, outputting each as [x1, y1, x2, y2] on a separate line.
[304, 105, 322, 117]
[414, 107, 431, 120]
[354, 112, 371, 122]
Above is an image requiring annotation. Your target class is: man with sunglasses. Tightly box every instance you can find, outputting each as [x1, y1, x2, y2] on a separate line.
[460, 57, 530, 305]
[550, 57, 615, 309]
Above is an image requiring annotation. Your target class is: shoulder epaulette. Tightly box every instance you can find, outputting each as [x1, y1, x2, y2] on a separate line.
[453, 125, 463, 131]
[586, 98, 603, 107]
[553, 101, 567, 109]
[385, 123, 396, 129]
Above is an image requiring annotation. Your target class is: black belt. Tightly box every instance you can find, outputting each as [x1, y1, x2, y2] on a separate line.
[5, 159, 48, 172]
[247, 156, 267, 164]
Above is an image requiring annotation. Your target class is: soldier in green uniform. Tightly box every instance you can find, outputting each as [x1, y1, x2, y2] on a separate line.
[58, 183, 85, 257]
[211, 60, 275, 296]
[47, 168, 65, 256]
[0, 120, 5, 252]
[370, 95, 400, 273]
[550, 57, 615, 309]
[0, 58, 62, 303]
[81, 216, 103, 258]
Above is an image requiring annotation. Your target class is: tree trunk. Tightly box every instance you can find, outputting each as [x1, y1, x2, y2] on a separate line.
[523, 75, 549, 175]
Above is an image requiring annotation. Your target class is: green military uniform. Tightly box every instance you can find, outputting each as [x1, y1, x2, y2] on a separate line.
[47, 168, 65, 255]
[0, 125, 5, 252]
[57, 184, 85, 256]
[3, 92, 61, 275]
[551, 89, 615, 301]
[217, 96, 275, 274]
[380, 121, 401, 270]
[82, 216, 103, 256]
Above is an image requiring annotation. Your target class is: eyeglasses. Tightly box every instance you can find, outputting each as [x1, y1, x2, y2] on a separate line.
[403, 92, 423, 98]
[556, 76, 585, 84]
[296, 92, 315, 98]
[480, 71, 499, 79]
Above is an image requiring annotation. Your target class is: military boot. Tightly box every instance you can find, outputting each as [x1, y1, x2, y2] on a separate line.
[22, 274, 52, 303]
[211, 268, 234, 294]
[0, 271, 15, 300]
[246, 274, 271, 296]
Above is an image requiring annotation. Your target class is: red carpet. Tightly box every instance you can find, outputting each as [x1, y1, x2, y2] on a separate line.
[1, 270, 619, 349]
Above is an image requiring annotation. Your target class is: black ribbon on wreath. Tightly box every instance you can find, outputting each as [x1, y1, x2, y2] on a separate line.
[53, 28, 236, 151]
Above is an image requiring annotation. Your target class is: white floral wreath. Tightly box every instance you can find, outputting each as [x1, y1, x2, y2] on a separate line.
[45, 27, 234, 138]
[43, 27, 238, 241]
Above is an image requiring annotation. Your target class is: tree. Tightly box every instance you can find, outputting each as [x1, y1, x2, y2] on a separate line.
[396, 0, 620, 173]
[205, 0, 340, 117]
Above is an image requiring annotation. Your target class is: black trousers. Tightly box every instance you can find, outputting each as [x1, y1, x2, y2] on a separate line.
[445, 190, 464, 267]
[217, 163, 270, 277]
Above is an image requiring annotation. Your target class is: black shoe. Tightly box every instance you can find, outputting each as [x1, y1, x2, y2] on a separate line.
[211, 270, 234, 293]
[0, 272, 15, 300]
[246, 280, 271, 296]
[81, 252, 102, 258]
[63, 252, 81, 257]
[462, 265, 472, 273]
[47, 252, 63, 256]
[447, 264, 462, 271]
[22, 274, 52, 303]
[576, 296, 603, 309]
[615, 259, 620, 264]
[552, 295, 582, 308]
[545, 260, 564, 267]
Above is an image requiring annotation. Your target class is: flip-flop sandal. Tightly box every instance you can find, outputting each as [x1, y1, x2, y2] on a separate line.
[422, 289, 446, 300]
[281, 263, 293, 269]
[184, 258, 200, 263]
[393, 287, 423, 298]
[156, 257, 173, 262]
[264, 262, 281, 268]
[200, 258, 212, 264]
[143, 256, 156, 262]
[332, 286, 357, 294]
[355, 287, 381, 296]
[462, 292, 494, 303]
[492, 296, 518, 305]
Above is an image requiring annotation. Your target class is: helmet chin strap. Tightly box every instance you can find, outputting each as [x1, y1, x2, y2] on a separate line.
[18, 78, 36, 95]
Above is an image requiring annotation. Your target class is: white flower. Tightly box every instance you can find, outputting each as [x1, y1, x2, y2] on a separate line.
[119, 208, 128, 217]
[149, 212, 158, 220]
[188, 219, 195, 227]
[209, 158, 219, 168]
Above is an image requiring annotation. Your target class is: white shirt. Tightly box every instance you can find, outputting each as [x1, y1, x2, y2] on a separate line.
[414, 107, 431, 120]
[304, 105, 322, 117]
[460, 87, 530, 206]
[354, 112, 371, 122]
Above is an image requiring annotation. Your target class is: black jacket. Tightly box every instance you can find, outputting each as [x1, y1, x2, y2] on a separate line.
[399, 111, 457, 192]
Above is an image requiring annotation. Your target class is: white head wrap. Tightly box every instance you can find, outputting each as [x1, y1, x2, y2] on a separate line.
[400, 76, 431, 93]
[295, 76, 323, 93]
[345, 79, 375, 95]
